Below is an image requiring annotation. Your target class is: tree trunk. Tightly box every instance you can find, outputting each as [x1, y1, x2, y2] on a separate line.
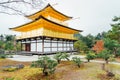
[66, 58, 69, 61]
[102, 63, 105, 71]
[78, 64, 80, 68]
[43, 68, 48, 76]
[105, 59, 108, 64]
[113, 48, 117, 57]
[57, 60, 61, 64]
[88, 59, 90, 62]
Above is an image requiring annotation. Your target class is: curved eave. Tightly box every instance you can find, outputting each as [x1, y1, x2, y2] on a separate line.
[25, 4, 72, 20]
[41, 16, 82, 32]
[9, 16, 82, 33]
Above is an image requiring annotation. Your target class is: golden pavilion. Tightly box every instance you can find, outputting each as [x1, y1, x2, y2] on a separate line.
[10, 4, 82, 54]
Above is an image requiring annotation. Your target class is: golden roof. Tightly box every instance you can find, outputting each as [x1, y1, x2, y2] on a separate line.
[10, 16, 82, 34]
[25, 4, 72, 21]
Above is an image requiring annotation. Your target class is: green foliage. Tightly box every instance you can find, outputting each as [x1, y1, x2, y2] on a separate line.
[3, 67, 17, 72]
[104, 38, 120, 57]
[2, 64, 24, 72]
[54, 52, 63, 64]
[5, 35, 15, 41]
[31, 56, 58, 76]
[16, 42, 21, 51]
[0, 49, 5, 54]
[4, 77, 15, 80]
[62, 52, 70, 61]
[116, 48, 120, 57]
[0, 34, 18, 53]
[0, 54, 7, 59]
[86, 52, 96, 62]
[74, 40, 89, 53]
[82, 34, 95, 48]
[5, 41, 14, 51]
[72, 57, 82, 68]
[98, 49, 113, 64]
[7, 55, 13, 58]
[54, 52, 70, 63]
[0, 40, 5, 49]
[107, 16, 120, 43]
[74, 33, 95, 49]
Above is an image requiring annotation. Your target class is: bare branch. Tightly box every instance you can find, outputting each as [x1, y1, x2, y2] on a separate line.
[0, 0, 31, 5]
[0, 0, 47, 15]
[0, 11, 21, 15]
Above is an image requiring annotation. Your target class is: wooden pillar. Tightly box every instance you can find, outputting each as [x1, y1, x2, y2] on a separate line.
[50, 39, 52, 52]
[72, 41, 74, 50]
[21, 41, 23, 51]
[69, 40, 70, 51]
[29, 39, 31, 52]
[66, 40, 67, 51]
[42, 37, 44, 54]
[57, 39, 58, 51]
[62, 40, 64, 51]
[36, 39, 37, 52]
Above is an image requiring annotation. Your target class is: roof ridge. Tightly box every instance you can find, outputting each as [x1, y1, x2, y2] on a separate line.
[25, 3, 72, 19]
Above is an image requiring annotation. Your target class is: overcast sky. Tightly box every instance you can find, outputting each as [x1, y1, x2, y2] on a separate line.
[0, 0, 120, 36]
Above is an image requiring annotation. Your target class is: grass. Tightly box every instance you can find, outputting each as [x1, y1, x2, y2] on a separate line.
[0, 59, 120, 80]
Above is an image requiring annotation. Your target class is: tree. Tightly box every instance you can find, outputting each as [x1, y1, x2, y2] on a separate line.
[5, 35, 15, 41]
[86, 51, 96, 62]
[74, 33, 83, 40]
[104, 38, 120, 57]
[54, 52, 70, 64]
[0, 0, 47, 15]
[5, 41, 14, 51]
[31, 56, 58, 76]
[83, 34, 95, 48]
[16, 42, 21, 51]
[0, 40, 4, 49]
[92, 40, 104, 53]
[74, 40, 89, 53]
[72, 57, 82, 68]
[54, 52, 63, 64]
[98, 49, 113, 64]
[62, 52, 70, 61]
[95, 33, 102, 40]
[107, 16, 120, 43]
[74, 33, 95, 49]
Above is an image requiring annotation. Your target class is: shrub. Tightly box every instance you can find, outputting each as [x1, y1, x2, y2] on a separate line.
[7, 55, 13, 58]
[62, 52, 70, 61]
[98, 50, 113, 64]
[4, 77, 15, 80]
[0, 54, 7, 59]
[2, 64, 24, 72]
[116, 49, 120, 57]
[86, 52, 96, 62]
[31, 56, 58, 76]
[0, 49, 4, 54]
[2, 66, 17, 72]
[54, 52, 63, 64]
[72, 57, 82, 68]
[16, 64, 24, 69]
[54, 52, 70, 64]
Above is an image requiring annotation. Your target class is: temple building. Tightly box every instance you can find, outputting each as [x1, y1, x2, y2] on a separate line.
[10, 4, 82, 55]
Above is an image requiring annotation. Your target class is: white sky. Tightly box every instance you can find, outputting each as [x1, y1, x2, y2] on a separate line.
[0, 0, 120, 36]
